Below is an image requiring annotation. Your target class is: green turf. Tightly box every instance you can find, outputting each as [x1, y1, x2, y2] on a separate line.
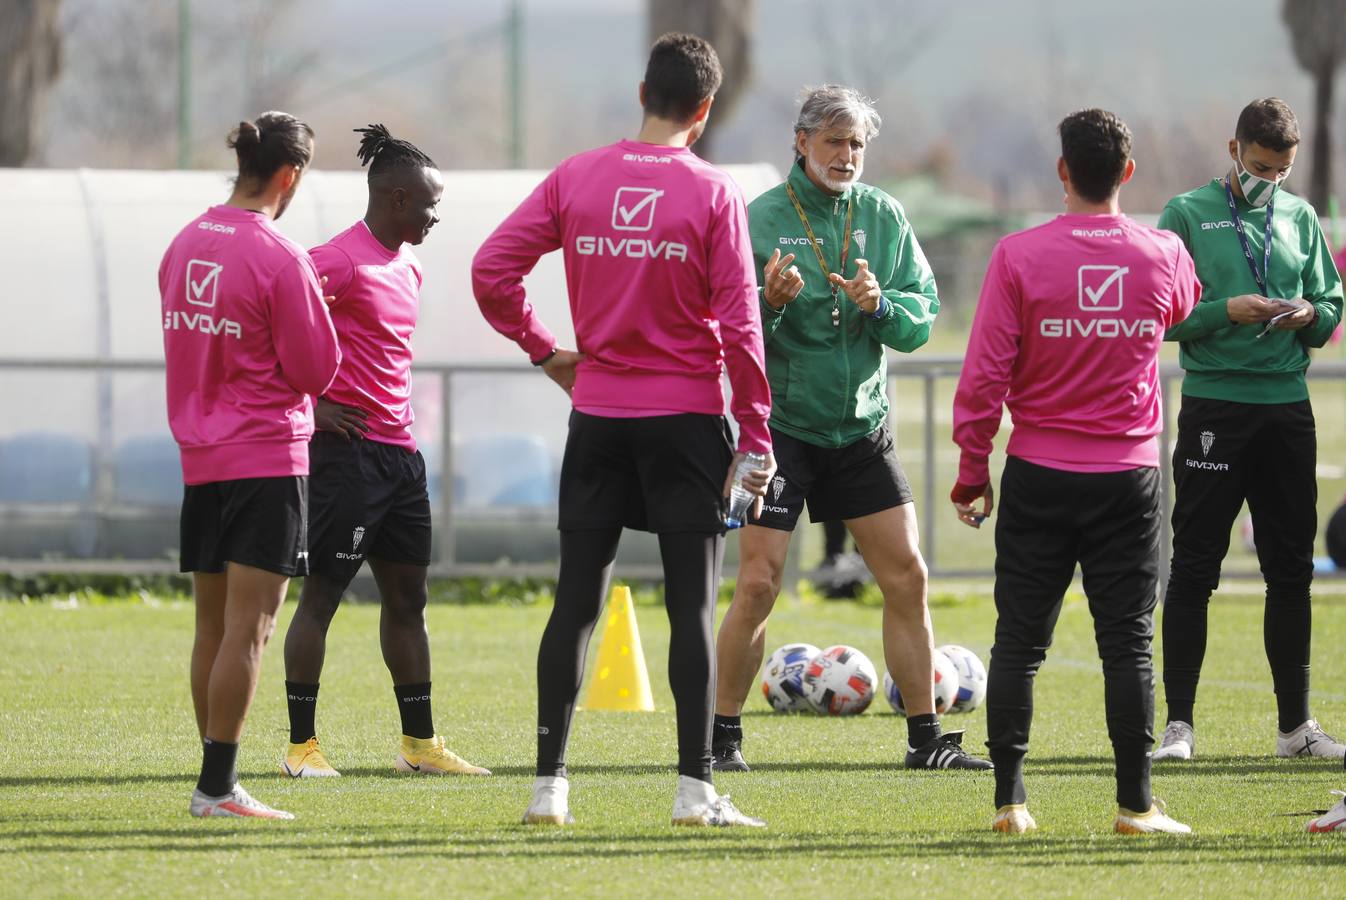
[3, 588, 1345, 897]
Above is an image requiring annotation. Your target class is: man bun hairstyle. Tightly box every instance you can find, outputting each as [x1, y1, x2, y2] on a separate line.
[354, 124, 436, 181]
[642, 32, 722, 122]
[226, 110, 315, 183]
[1058, 108, 1132, 204]
[1235, 98, 1300, 152]
[793, 85, 881, 161]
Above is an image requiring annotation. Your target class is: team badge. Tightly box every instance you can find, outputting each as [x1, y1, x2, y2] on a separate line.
[1200, 431, 1214, 458]
[772, 476, 786, 502]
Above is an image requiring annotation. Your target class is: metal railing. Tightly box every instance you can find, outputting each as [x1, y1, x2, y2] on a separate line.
[3, 356, 1345, 583]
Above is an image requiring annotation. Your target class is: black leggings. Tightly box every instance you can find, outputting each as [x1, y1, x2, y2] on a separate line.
[536, 528, 723, 781]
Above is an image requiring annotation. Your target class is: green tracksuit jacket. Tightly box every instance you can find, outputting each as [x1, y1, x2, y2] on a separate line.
[1159, 178, 1343, 403]
[749, 162, 939, 448]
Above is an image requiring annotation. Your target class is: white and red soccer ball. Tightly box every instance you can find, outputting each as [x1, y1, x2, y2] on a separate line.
[802, 645, 877, 715]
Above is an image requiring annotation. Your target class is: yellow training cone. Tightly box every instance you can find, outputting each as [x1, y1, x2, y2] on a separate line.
[581, 585, 655, 712]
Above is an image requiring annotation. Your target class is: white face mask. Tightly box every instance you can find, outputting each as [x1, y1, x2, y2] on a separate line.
[1235, 144, 1290, 208]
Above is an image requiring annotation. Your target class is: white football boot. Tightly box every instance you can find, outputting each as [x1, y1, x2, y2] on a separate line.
[1277, 719, 1346, 758]
[1115, 798, 1191, 834]
[1307, 790, 1346, 833]
[189, 783, 294, 819]
[671, 775, 765, 827]
[522, 776, 573, 825]
[1151, 721, 1194, 761]
[992, 804, 1037, 834]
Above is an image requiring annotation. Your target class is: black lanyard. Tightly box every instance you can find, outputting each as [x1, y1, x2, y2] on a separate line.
[1223, 176, 1274, 297]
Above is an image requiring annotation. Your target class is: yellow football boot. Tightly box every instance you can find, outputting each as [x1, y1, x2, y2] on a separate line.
[280, 737, 340, 778]
[395, 735, 491, 775]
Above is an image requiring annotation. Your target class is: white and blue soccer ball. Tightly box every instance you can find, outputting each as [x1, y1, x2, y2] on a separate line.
[937, 644, 987, 714]
[761, 642, 821, 713]
[803, 645, 878, 715]
[884, 651, 960, 716]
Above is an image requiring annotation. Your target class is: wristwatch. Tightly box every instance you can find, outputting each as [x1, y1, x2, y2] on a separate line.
[532, 348, 558, 367]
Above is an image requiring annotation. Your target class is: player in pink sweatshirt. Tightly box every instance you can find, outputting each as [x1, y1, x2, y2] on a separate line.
[473, 33, 774, 828]
[160, 111, 339, 820]
[951, 110, 1201, 835]
[279, 125, 489, 781]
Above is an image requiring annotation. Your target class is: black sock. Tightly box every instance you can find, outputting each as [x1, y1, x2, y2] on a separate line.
[907, 713, 942, 749]
[713, 714, 743, 748]
[285, 681, 320, 744]
[394, 682, 434, 739]
[1165, 702, 1194, 730]
[197, 737, 238, 798]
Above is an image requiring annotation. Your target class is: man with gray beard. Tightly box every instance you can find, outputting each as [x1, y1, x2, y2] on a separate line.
[712, 85, 990, 774]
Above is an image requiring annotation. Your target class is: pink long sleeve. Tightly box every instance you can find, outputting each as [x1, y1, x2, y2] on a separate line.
[470, 141, 773, 454]
[706, 182, 771, 453]
[471, 172, 561, 364]
[953, 243, 1021, 488]
[951, 214, 1202, 487]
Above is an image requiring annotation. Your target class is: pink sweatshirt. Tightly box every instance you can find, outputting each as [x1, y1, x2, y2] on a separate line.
[311, 221, 421, 451]
[953, 214, 1200, 487]
[471, 140, 772, 454]
[160, 205, 341, 485]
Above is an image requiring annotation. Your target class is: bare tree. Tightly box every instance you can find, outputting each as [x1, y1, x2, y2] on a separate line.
[1282, 0, 1346, 210]
[809, 1, 946, 177]
[0, 0, 62, 165]
[648, 0, 754, 161]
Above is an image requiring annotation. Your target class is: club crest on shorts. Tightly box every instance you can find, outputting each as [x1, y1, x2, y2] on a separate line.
[772, 476, 786, 502]
[1200, 431, 1214, 458]
[352, 526, 365, 552]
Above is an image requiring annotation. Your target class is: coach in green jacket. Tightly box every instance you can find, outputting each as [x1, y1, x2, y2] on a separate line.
[711, 85, 989, 774]
[1153, 97, 1346, 764]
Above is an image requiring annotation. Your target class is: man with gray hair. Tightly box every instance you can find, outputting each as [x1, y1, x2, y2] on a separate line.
[712, 85, 990, 772]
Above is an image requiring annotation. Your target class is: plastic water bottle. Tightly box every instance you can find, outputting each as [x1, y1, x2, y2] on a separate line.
[724, 452, 768, 530]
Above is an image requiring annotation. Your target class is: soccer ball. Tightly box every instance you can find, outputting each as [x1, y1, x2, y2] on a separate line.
[802, 645, 877, 715]
[884, 651, 960, 716]
[937, 644, 987, 713]
[760, 642, 821, 712]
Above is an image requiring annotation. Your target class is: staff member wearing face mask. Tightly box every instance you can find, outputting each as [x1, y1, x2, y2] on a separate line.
[1154, 98, 1345, 763]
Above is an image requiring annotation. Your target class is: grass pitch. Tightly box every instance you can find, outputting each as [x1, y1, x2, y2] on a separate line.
[3, 587, 1346, 897]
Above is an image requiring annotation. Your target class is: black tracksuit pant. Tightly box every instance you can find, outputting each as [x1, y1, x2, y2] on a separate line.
[988, 457, 1160, 812]
[1161, 397, 1316, 734]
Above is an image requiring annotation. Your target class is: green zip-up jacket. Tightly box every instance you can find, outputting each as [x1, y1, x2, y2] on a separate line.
[1158, 178, 1343, 403]
[748, 163, 939, 448]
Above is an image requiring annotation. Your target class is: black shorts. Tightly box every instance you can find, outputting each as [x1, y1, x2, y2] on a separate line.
[180, 476, 309, 577]
[752, 423, 913, 531]
[558, 411, 734, 534]
[307, 432, 433, 586]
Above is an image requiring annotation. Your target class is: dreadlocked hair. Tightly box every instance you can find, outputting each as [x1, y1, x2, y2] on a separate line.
[353, 124, 436, 180]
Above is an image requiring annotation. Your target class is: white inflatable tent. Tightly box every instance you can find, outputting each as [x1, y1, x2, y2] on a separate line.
[0, 163, 782, 566]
